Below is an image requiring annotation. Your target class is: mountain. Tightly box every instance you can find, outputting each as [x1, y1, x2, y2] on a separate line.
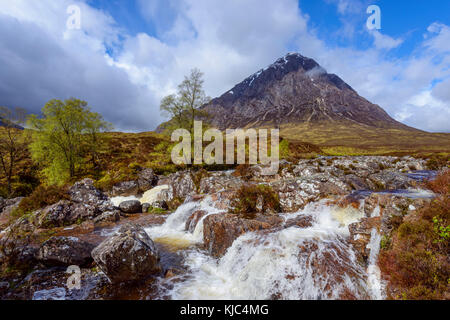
[0, 117, 24, 130]
[158, 52, 450, 152]
[201, 52, 414, 132]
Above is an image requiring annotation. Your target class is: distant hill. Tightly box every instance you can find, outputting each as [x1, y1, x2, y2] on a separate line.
[0, 117, 24, 130]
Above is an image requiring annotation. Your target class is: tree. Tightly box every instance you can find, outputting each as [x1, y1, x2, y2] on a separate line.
[0, 107, 28, 197]
[27, 98, 112, 185]
[160, 69, 210, 134]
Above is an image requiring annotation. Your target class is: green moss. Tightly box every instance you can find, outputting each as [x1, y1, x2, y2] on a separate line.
[147, 207, 167, 214]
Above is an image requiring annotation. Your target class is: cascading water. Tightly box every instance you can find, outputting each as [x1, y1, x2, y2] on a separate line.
[145, 197, 224, 249]
[145, 198, 385, 300]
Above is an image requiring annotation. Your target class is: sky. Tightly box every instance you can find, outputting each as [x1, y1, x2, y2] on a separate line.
[0, 0, 449, 132]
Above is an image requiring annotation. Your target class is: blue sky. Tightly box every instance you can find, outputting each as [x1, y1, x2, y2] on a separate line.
[0, 0, 449, 132]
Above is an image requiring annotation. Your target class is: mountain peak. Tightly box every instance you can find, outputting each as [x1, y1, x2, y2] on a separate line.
[201, 52, 410, 131]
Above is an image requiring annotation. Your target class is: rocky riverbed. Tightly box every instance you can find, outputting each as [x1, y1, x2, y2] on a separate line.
[0, 156, 444, 300]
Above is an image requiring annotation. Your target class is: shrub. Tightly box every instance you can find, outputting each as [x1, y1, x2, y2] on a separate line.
[232, 164, 252, 180]
[12, 184, 70, 218]
[190, 168, 210, 193]
[379, 188, 449, 300]
[230, 184, 281, 219]
[426, 170, 449, 195]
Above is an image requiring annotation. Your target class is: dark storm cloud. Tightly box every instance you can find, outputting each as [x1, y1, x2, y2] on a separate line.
[0, 13, 160, 132]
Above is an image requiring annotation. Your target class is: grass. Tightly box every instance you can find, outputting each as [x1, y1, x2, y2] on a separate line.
[230, 184, 281, 219]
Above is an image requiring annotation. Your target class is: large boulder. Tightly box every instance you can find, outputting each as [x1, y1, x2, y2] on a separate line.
[35, 179, 115, 228]
[93, 210, 121, 224]
[118, 200, 142, 214]
[269, 179, 321, 212]
[37, 200, 99, 228]
[348, 217, 381, 263]
[167, 171, 195, 200]
[368, 170, 413, 190]
[91, 224, 161, 283]
[36, 236, 95, 267]
[203, 214, 275, 258]
[69, 179, 111, 208]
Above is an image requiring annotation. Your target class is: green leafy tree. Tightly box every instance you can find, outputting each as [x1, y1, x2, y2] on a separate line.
[0, 107, 28, 197]
[27, 98, 112, 185]
[160, 68, 210, 134]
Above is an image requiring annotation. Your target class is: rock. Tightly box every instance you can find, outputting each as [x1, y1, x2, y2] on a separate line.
[118, 200, 142, 214]
[137, 168, 158, 191]
[284, 215, 314, 229]
[164, 268, 183, 279]
[91, 224, 161, 283]
[69, 179, 109, 206]
[199, 173, 244, 194]
[36, 236, 95, 267]
[185, 210, 207, 232]
[167, 171, 195, 199]
[140, 185, 170, 206]
[37, 200, 99, 228]
[368, 170, 413, 190]
[348, 217, 381, 262]
[112, 181, 139, 197]
[152, 201, 168, 210]
[142, 201, 168, 213]
[0, 238, 37, 267]
[344, 175, 368, 190]
[269, 179, 321, 212]
[93, 210, 120, 224]
[203, 214, 273, 258]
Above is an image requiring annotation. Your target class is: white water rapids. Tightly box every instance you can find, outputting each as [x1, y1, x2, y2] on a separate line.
[144, 197, 385, 300]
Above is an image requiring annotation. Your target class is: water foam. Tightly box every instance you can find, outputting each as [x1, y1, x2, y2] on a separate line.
[151, 200, 382, 300]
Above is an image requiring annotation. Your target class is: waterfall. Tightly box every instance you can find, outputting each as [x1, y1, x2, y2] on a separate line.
[147, 200, 384, 300]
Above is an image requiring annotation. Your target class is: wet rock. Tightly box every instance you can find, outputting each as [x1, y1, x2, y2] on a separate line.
[92, 224, 161, 283]
[36, 236, 95, 267]
[118, 200, 142, 214]
[137, 168, 158, 191]
[112, 181, 139, 197]
[164, 268, 184, 279]
[141, 203, 151, 213]
[37, 200, 98, 228]
[284, 215, 314, 229]
[348, 217, 381, 262]
[368, 170, 413, 190]
[269, 179, 321, 212]
[140, 185, 170, 206]
[93, 210, 120, 224]
[203, 214, 274, 258]
[344, 175, 368, 190]
[185, 210, 207, 232]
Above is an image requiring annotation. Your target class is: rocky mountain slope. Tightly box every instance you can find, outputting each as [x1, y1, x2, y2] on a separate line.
[201, 52, 415, 131]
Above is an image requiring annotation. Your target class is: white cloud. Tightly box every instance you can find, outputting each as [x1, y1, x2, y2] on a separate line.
[0, 0, 448, 132]
[371, 30, 403, 50]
